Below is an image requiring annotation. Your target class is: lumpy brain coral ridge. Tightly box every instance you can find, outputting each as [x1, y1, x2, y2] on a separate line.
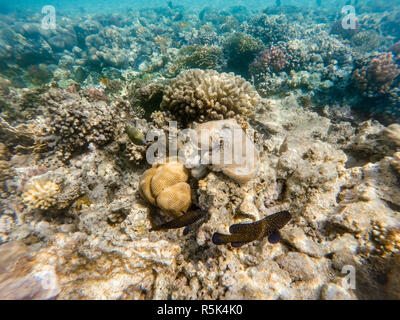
[161, 69, 261, 123]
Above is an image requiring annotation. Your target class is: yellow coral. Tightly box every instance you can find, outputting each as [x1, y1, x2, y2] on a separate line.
[139, 160, 191, 218]
[372, 221, 400, 256]
[22, 179, 61, 210]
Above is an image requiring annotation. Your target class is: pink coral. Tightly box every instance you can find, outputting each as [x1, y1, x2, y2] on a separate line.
[249, 45, 289, 75]
[352, 52, 400, 97]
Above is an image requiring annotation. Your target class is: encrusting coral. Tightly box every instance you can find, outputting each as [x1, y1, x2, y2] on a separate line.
[160, 69, 260, 124]
[21, 179, 61, 211]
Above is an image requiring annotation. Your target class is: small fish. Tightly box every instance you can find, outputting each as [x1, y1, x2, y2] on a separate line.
[212, 210, 291, 247]
[99, 78, 110, 86]
[150, 209, 206, 231]
[125, 124, 146, 145]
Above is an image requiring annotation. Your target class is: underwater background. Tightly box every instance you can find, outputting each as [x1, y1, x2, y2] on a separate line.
[0, 0, 400, 300]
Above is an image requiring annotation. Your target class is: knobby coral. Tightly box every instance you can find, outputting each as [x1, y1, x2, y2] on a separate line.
[40, 97, 117, 160]
[352, 52, 400, 97]
[249, 45, 289, 75]
[161, 69, 260, 124]
[21, 179, 61, 211]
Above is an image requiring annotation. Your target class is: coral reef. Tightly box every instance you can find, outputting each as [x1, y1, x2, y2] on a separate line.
[1, 2, 400, 301]
[223, 32, 264, 76]
[161, 69, 260, 123]
[246, 14, 301, 45]
[168, 45, 225, 76]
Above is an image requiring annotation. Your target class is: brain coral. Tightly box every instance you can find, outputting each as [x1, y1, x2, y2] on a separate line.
[160, 69, 260, 124]
[139, 160, 191, 218]
[22, 179, 61, 210]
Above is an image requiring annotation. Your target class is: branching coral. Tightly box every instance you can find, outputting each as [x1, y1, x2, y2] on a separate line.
[249, 45, 289, 76]
[160, 69, 260, 124]
[41, 98, 117, 160]
[352, 52, 400, 97]
[21, 179, 61, 211]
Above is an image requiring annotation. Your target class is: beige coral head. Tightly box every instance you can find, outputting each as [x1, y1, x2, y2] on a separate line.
[161, 69, 260, 123]
[138, 160, 191, 217]
[156, 182, 191, 218]
[22, 179, 61, 210]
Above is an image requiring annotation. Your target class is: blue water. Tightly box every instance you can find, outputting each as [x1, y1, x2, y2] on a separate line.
[0, 0, 378, 14]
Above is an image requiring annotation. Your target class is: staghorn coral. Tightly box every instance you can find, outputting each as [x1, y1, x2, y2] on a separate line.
[352, 52, 400, 97]
[21, 179, 61, 211]
[160, 69, 260, 124]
